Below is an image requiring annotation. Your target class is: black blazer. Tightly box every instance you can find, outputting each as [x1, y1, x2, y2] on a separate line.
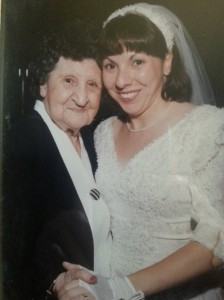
[3, 110, 98, 300]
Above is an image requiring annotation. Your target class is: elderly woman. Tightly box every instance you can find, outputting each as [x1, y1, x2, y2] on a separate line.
[3, 21, 111, 300]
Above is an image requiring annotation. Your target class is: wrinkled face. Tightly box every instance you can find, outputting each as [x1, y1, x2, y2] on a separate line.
[102, 51, 172, 117]
[40, 57, 102, 132]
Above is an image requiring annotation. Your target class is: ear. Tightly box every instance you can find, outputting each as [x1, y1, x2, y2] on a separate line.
[40, 85, 46, 98]
[163, 52, 173, 76]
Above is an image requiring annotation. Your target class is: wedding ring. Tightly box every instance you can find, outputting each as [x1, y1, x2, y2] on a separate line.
[46, 279, 56, 295]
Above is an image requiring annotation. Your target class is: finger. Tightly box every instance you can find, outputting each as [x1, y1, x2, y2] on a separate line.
[58, 282, 90, 299]
[68, 291, 95, 300]
[79, 292, 95, 300]
[54, 272, 70, 292]
[57, 280, 79, 298]
[62, 261, 79, 271]
[72, 268, 96, 283]
[60, 293, 95, 300]
[64, 266, 96, 284]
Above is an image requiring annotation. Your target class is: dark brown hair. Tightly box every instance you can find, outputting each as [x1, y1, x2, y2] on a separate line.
[98, 13, 191, 102]
[29, 20, 100, 99]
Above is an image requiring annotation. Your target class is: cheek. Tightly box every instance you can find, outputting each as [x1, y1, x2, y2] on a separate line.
[103, 73, 114, 89]
[137, 69, 153, 83]
[49, 104, 64, 123]
[90, 93, 101, 109]
[95, 95, 101, 110]
[51, 94, 72, 115]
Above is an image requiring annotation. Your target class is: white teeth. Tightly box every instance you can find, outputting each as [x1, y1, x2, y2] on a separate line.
[120, 92, 138, 99]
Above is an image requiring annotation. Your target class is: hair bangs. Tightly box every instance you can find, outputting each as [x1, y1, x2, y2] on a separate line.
[98, 13, 167, 62]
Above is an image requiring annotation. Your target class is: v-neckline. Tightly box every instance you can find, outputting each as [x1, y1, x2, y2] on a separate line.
[110, 106, 200, 169]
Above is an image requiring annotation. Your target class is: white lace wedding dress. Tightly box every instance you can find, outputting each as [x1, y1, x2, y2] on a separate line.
[94, 105, 224, 299]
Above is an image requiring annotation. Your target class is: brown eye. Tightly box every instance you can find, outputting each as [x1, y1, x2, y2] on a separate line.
[65, 78, 72, 83]
[103, 62, 116, 71]
[89, 82, 97, 87]
[133, 59, 144, 66]
[88, 81, 101, 89]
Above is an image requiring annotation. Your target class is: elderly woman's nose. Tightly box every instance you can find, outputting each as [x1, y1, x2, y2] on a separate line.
[115, 67, 132, 89]
[74, 84, 88, 106]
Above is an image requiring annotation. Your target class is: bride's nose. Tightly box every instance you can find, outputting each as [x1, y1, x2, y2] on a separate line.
[115, 66, 132, 89]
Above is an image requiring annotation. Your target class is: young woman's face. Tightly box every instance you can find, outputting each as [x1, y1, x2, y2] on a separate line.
[102, 51, 171, 117]
[41, 57, 102, 132]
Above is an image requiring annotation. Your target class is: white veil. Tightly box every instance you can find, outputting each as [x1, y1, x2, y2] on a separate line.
[103, 3, 215, 106]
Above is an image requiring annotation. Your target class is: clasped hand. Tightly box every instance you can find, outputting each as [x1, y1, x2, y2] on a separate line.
[53, 262, 144, 300]
[54, 262, 96, 300]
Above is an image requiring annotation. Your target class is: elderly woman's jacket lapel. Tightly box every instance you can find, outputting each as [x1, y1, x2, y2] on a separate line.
[3, 110, 97, 300]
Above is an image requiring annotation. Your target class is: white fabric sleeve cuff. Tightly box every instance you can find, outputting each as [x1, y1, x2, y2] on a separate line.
[192, 221, 222, 250]
[108, 276, 136, 299]
[78, 275, 145, 300]
[214, 228, 224, 261]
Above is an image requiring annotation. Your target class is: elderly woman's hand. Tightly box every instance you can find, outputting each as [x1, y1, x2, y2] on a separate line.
[53, 262, 97, 297]
[56, 262, 144, 300]
[57, 280, 96, 300]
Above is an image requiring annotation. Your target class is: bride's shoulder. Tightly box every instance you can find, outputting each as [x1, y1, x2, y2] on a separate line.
[174, 102, 224, 121]
[183, 104, 224, 140]
[192, 104, 224, 122]
[94, 116, 117, 136]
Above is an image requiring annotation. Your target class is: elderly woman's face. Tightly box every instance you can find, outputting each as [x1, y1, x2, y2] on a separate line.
[40, 57, 102, 132]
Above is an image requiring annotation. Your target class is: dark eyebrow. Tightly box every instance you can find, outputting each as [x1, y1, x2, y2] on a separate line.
[130, 54, 137, 60]
[105, 52, 138, 63]
[103, 57, 115, 63]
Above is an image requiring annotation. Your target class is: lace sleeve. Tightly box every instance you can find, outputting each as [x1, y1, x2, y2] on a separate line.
[189, 181, 224, 261]
[189, 122, 224, 261]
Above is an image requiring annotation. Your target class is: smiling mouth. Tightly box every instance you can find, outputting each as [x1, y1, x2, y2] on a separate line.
[69, 106, 85, 112]
[118, 90, 140, 101]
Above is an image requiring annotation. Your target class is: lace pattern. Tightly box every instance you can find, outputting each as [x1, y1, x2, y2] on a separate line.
[94, 105, 224, 298]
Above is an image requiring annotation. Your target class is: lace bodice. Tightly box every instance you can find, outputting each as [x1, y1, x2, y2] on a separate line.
[94, 105, 224, 283]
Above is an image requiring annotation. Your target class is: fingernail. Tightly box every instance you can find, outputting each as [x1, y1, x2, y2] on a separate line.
[90, 275, 97, 282]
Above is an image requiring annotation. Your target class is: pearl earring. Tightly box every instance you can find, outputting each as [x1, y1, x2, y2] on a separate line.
[164, 69, 171, 76]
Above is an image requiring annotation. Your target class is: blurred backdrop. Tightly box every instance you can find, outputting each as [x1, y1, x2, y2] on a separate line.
[1, 0, 224, 133]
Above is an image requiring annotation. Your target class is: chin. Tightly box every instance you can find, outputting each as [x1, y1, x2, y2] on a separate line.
[121, 106, 139, 116]
[72, 121, 89, 130]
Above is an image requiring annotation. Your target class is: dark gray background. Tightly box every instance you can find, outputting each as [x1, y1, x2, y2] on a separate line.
[0, 0, 224, 297]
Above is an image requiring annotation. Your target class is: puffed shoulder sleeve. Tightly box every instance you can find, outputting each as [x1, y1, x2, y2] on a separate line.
[189, 108, 224, 261]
